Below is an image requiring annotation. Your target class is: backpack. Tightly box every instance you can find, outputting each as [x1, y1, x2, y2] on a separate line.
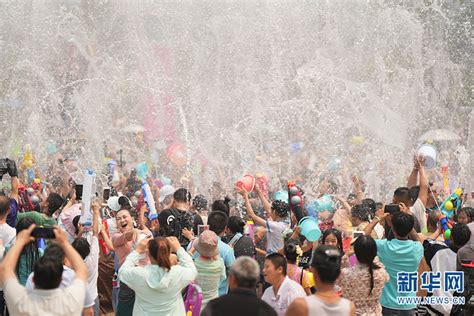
[160, 208, 194, 247]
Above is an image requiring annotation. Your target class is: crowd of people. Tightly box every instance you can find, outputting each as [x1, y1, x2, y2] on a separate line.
[0, 152, 473, 316]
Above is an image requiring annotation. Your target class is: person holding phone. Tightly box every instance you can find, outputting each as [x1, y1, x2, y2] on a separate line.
[17, 192, 64, 226]
[0, 225, 88, 316]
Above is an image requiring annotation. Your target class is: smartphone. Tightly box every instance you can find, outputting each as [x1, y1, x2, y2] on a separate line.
[384, 204, 400, 214]
[75, 184, 83, 201]
[352, 230, 364, 239]
[103, 187, 111, 201]
[31, 227, 55, 239]
[198, 225, 209, 236]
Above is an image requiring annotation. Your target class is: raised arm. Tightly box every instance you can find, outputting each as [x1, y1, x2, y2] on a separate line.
[407, 155, 419, 188]
[417, 156, 428, 207]
[364, 208, 388, 236]
[7, 159, 19, 203]
[255, 183, 271, 214]
[351, 175, 364, 203]
[92, 200, 100, 237]
[235, 186, 266, 227]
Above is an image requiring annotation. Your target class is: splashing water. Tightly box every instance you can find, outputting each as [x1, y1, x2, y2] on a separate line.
[0, 1, 471, 200]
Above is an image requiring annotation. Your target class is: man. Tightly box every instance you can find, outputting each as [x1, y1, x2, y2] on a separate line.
[201, 256, 276, 316]
[418, 223, 471, 315]
[456, 221, 474, 270]
[261, 253, 306, 316]
[173, 188, 203, 235]
[0, 196, 16, 247]
[0, 225, 88, 316]
[364, 210, 423, 315]
[17, 192, 64, 226]
[191, 211, 235, 296]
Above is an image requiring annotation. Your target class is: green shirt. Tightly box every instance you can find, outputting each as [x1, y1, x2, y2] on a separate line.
[16, 211, 56, 227]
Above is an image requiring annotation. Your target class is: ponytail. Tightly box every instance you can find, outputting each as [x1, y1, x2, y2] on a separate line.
[148, 237, 171, 271]
[368, 263, 374, 296]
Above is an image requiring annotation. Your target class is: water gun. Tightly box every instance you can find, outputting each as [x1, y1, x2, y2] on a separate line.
[439, 213, 453, 240]
[184, 283, 202, 316]
[440, 187, 463, 219]
[99, 219, 110, 255]
[142, 181, 157, 220]
[80, 169, 96, 226]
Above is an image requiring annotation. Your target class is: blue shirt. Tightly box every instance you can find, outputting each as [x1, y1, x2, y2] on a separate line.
[7, 198, 18, 228]
[192, 237, 235, 296]
[375, 238, 423, 310]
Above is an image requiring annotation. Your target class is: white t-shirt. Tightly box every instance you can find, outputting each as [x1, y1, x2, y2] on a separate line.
[85, 236, 100, 300]
[0, 223, 16, 246]
[410, 198, 426, 232]
[4, 277, 86, 316]
[25, 265, 95, 308]
[262, 276, 306, 316]
[266, 220, 288, 253]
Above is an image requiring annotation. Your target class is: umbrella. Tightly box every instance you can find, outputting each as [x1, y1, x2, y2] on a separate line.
[418, 129, 461, 142]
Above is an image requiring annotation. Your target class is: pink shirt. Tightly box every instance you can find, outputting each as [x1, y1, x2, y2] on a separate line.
[112, 231, 135, 268]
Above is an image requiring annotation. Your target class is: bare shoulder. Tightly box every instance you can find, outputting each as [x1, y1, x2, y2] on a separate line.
[285, 297, 307, 316]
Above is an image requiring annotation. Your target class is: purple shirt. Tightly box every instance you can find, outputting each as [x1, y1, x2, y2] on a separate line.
[7, 198, 18, 227]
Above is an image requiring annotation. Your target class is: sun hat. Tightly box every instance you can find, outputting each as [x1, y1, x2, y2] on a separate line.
[194, 230, 219, 258]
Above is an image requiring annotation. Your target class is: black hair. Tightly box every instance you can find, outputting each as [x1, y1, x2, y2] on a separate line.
[393, 187, 411, 205]
[265, 252, 287, 276]
[391, 212, 414, 238]
[212, 197, 231, 216]
[361, 198, 376, 216]
[43, 243, 65, 262]
[72, 237, 91, 260]
[33, 257, 63, 289]
[46, 193, 64, 216]
[321, 228, 343, 253]
[353, 236, 381, 295]
[351, 204, 371, 222]
[192, 194, 208, 211]
[284, 239, 302, 264]
[228, 216, 245, 234]
[408, 186, 420, 204]
[451, 223, 471, 248]
[271, 200, 289, 218]
[173, 188, 192, 203]
[0, 195, 9, 218]
[72, 215, 81, 236]
[15, 217, 41, 282]
[457, 207, 474, 223]
[311, 245, 342, 284]
[207, 211, 228, 235]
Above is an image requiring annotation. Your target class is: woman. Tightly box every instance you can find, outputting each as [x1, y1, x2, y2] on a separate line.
[284, 240, 314, 295]
[118, 236, 197, 316]
[457, 207, 474, 224]
[321, 228, 344, 254]
[339, 236, 389, 315]
[112, 209, 150, 315]
[286, 245, 356, 316]
[192, 230, 226, 311]
[225, 216, 255, 258]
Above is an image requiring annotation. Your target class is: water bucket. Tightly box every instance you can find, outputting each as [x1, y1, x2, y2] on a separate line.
[417, 144, 436, 170]
[235, 174, 255, 193]
[274, 190, 289, 202]
[136, 162, 149, 179]
[298, 216, 321, 242]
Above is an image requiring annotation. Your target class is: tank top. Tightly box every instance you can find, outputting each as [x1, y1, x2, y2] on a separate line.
[304, 295, 351, 316]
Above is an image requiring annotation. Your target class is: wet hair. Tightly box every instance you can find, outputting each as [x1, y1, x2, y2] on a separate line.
[408, 186, 420, 204]
[351, 204, 371, 222]
[354, 236, 381, 295]
[265, 253, 287, 276]
[192, 194, 208, 211]
[148, 237, 171, 271]
[0, 195, 9, 218]
[72, 237, 91, 260]
[173, 188, 192, 203]
[361, 198, 376, 216]
[393, 187, 411, 206]
[15, 217, 41, 282]
[391, 212, 414, 238]
[451, 223, 471, 248]
[284, 239, 302, 264]
[457, 207, 474, 223]
[33, 257, 63, 289]
[212, 197, 231, 216]
[228, 216, 245, 234]
[271, 200, 289, 218]
[46, 193, 65, 216]
[311, 245, 342, 284]
[427, 210, 441, 232]
[72, 215, 81, 236]
[43, 243, 65, 262]
[207, 211, 228, 235]
[321, 228, 343, 253]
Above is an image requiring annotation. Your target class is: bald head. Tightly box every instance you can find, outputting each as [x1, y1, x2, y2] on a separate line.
[0, 196, 10, 219]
